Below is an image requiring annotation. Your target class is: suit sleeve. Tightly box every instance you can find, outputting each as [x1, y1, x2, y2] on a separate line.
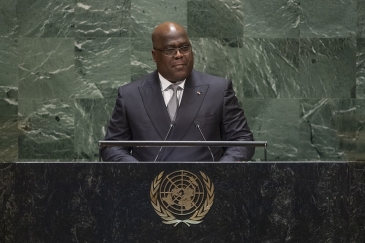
[101, 87, 138, 162]
[219, 80, 255, 161]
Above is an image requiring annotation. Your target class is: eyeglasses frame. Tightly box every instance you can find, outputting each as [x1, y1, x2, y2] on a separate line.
[153, 45, 192, 57]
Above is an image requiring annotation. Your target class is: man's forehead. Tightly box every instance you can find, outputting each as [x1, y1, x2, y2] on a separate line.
[152, 23, 189, 44]
[167, 25, 177, 32]
[156, 29, 188, 40]
[154, 34, 190, 48]
[154, 22, 183, 34]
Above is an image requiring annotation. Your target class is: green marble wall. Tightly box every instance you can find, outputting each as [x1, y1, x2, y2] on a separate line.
[0, 0, 364, 162]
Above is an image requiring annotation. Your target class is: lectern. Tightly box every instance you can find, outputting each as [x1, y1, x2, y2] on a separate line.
[98, 140, 268, 161]
[1, 161, 362, 242]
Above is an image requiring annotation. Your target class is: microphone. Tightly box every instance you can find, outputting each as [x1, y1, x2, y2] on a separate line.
[154, 122, 175, 162]
[195, 123, 215, 162]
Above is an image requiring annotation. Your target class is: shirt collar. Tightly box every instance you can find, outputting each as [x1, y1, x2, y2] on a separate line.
[158, 73, 185, 91]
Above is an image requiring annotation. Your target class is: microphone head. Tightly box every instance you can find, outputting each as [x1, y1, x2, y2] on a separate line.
[170, 121, 176, 127]
[194, 121, 199, 128]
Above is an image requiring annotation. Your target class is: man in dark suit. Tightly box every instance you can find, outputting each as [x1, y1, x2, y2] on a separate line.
[102, 22, 254, 162]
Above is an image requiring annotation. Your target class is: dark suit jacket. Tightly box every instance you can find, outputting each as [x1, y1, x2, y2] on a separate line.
[102, 69, 255, 162]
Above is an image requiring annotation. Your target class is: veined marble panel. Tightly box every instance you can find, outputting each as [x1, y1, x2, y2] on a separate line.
[75, 37, 131, 98]
[263, 163, 349, 241]
[242, 38, 300, 98]
[74, 98, 116, 161]
[300, 38, 356, 98]
[18, 38, 77, 99]
[349, 162, 365, 242]
[0, 123, 17, 163]
[17, 0, 75, 37]
[131, 37, 156, 81]
[0, 98, 17, 117]
[0, 164, 14, 242]
[357, 38, 365, 98]
[0, 0, 17, 38]
[358, 0, 365, 38]
[0, 38, 18, 98]
[191, 38, 244, 101]
[0, 0, 363, 164]
[300, 0, 356, 38]
[13, 162, 354, 241]
[0, 99, 18, 162]
[242, 98, 300, 161]
[243, 0, 300, 38]
[131, 0, 187, 37]
[75, 0, 131, 37]
[187, 0, 243, 38]
[299, 99, 365, 161]
[355, 100, 365, 160]
[18, 99, 75, 160]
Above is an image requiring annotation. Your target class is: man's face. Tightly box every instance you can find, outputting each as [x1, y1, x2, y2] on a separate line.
[151, 28, 194, 82]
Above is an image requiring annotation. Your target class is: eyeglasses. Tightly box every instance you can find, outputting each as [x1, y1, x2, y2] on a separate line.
[154, 45, 192, 57]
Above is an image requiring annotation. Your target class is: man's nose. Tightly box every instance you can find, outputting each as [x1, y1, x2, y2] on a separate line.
[174, 49, 183, 58]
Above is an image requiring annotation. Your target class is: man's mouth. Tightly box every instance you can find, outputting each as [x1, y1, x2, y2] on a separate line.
[173, 64, 186, 68]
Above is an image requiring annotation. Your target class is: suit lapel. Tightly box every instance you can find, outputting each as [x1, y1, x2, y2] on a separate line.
[161, 71, 209, 160]
[138, 72, 171, 140]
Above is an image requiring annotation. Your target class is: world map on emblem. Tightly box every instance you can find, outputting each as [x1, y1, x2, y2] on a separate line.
[159, 170, 205, 215]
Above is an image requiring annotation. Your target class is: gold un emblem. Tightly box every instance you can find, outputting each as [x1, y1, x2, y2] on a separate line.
[150, 170, 215, 226]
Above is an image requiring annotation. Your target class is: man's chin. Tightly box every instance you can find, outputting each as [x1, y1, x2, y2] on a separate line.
[169, 70, 190, 82]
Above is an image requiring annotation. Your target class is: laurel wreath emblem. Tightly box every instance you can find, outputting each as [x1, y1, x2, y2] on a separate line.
[150, 171, 215, 226]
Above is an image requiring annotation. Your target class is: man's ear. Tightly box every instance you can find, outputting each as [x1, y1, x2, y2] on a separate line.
[151, 50, 157, 62]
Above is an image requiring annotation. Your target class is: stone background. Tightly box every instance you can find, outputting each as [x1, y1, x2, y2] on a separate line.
[1, 0, 365, 162]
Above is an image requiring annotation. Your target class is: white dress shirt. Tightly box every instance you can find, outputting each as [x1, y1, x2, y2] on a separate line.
[158, 73, 185, 106]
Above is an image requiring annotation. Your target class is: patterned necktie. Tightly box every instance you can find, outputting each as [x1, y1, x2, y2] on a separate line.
[167, 84, 180, 121]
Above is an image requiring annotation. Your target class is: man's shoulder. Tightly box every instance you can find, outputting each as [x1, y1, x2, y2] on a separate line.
[117, 69, 229, 91]
[118, 71, 158, 91]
